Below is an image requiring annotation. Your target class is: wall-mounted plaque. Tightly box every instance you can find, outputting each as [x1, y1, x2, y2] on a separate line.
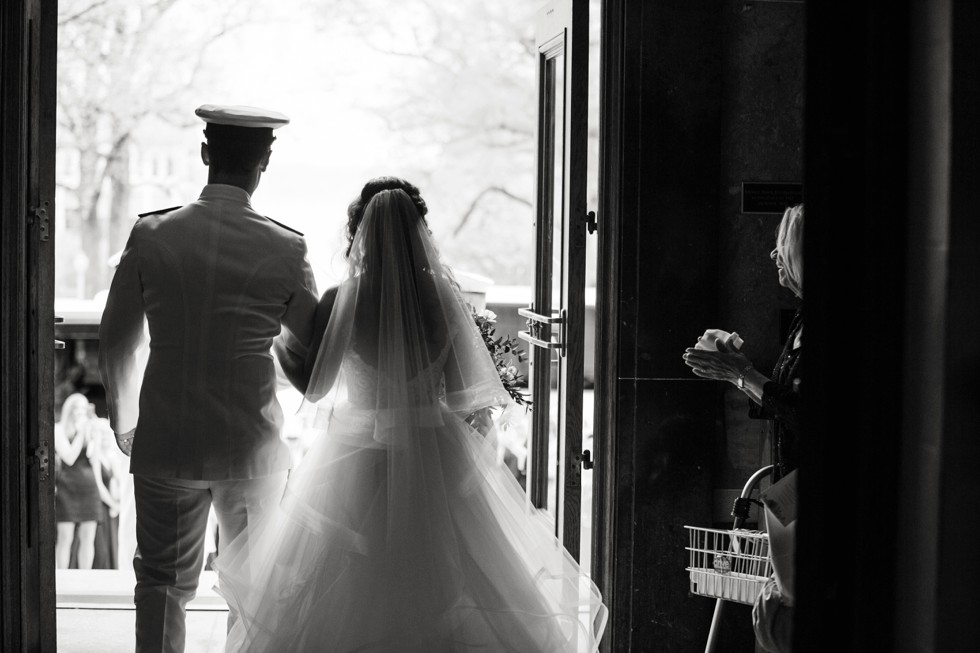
[741, 182, 803, 214]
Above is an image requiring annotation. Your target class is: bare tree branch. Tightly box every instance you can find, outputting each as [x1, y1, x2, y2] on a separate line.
[453, 186, 532, 237]
[58, 0, 112, 26]
[83, 132, 131, 224]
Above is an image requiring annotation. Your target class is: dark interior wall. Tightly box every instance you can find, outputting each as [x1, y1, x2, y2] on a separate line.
[716, 1, 805, 502]
[610, 0, 722, 648]
[604, 1, 806, 650]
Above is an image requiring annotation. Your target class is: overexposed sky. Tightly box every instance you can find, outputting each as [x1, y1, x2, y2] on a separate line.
[181, 1, 418, 289]
[57, 0, 549, 298]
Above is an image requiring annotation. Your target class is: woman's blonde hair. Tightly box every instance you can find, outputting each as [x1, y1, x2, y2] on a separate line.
[58, 392, 90, 437]
[777, 204, 804, 296]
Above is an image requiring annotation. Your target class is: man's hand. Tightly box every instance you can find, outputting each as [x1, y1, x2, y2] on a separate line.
[114, 427, 136, 456]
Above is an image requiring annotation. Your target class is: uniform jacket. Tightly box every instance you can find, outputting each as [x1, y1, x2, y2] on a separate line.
[99, 184, 318, 480]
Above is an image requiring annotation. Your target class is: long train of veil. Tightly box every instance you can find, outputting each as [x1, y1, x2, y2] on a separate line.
[214, 189, 607, 652]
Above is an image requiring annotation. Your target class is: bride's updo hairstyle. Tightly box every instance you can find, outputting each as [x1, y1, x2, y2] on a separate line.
[345, 176, 429, 257]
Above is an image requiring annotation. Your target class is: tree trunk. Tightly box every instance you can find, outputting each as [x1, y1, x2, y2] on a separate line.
[76, 140, 105, 299]
[109, 139, 131, 276]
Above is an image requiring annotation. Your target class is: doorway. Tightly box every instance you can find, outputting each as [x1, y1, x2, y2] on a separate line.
[46, 0, 609, 650]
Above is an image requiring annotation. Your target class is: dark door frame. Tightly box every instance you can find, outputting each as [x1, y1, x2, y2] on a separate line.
[590, 0, 621, 650]
[1, 0, 58, 650]
[800, 1, 980, 651]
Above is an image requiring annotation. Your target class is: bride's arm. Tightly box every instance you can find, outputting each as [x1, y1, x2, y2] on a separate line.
[275, 244, 320, 393]
[275, 285, 337, 395]
[304, 288, 338, 372]
[297, 286, 340, 395]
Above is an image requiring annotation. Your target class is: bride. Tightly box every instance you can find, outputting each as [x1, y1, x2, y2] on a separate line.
[214, 177, 607, 652]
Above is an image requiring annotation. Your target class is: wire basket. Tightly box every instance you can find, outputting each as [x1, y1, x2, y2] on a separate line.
[684, 525, 772, 605]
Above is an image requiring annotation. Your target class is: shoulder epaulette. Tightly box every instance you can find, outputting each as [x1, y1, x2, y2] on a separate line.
[138, 206, 181, 218]
[264, 216, 304, 237]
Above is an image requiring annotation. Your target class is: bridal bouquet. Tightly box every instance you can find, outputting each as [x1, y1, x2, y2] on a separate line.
[472, 309, 532, 410]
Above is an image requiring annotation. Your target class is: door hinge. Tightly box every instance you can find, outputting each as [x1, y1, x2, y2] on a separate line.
[576, 449, 594, 470]
[30, 440, 51, 482]
[585, 210, 597, 234]
[28, 201, 51, 242]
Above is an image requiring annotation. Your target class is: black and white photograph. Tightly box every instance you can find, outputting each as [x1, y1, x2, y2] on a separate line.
[2, 0, 978, 651]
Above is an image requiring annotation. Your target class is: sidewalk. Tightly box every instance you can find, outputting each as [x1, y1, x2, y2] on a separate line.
[56, 569, 227, 652]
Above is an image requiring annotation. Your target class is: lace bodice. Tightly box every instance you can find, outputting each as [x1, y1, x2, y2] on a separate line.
[342, 343, 452, 409]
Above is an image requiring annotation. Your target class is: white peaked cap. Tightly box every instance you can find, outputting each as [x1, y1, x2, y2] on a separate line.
[195, 104, 290, 129]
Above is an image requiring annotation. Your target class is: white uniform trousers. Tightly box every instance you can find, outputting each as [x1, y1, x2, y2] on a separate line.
[132, 472, 287, 653]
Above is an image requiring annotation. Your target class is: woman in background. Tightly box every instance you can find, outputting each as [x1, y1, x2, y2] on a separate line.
[54, 393, 104, 569]
[683, 204, 803, 482]
[682, 203, 803, 652]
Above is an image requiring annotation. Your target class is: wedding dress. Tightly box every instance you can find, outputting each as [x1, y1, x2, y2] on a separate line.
[214, 189, 607, 652]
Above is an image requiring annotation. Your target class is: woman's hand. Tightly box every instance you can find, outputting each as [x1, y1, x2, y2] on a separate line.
[683, 338, 753, 384]
[684, 338, 769, 404]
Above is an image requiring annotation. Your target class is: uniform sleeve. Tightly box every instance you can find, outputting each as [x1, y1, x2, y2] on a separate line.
[275, 237, 319, 385]
[98, 222, 149, 434]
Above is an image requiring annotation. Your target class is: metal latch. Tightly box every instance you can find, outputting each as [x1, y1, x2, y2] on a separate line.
[575, 449, 594, 470]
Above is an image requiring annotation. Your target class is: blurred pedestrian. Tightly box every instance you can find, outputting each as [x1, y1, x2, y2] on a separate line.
[54, 393, 104, 569]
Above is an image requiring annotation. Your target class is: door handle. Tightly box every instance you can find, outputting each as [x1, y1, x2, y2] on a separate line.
[517, 331, 562, 350]
[518, 307, 565, 356]
[518, 307, 564, 325]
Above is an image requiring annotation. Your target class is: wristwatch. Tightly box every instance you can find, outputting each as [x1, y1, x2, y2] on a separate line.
[736, 364, 753, 390]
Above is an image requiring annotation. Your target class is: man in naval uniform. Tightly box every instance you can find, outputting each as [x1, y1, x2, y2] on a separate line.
[99, 104, 319, 652]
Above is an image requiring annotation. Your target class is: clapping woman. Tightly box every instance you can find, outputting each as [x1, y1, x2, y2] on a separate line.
[682, 204, 803, 482]
[54, 393, 105, 569]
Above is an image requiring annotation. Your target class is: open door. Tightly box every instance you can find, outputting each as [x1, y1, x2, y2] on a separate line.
[520, 0, 591, 562]
[0, 0, 58, 650]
